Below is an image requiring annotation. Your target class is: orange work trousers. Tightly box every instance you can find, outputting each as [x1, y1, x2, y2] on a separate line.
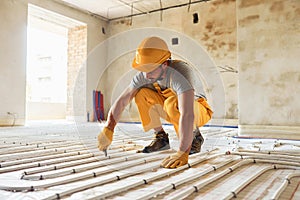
[134, 87, 213, 134]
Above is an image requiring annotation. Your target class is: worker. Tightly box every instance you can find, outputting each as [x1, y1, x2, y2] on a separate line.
[98, 36, 213, 168]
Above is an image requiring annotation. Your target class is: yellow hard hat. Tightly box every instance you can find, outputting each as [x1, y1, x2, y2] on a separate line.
[132, 37, 171, 72]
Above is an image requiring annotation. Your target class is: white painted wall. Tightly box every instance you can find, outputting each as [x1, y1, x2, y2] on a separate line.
[27, 102, 66, 120]
[0, 0, 107, 125]
[0, 0, 27, 126]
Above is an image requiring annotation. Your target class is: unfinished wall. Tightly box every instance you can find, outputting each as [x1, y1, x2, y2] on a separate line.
[237, 0, 300, 137]
[67, 26, 87, 119]
[27, 0, 108, 123]
[98, 53, 139, 122]
[104, 0, 237, 123]
[0, 0, 27, 126]
[0, 0, 107, 125]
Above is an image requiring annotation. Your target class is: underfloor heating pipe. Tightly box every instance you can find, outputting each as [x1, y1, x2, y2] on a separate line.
[22, 149, 138, 176]
[237, 148, 300, 156]
[0, 145, 86, 162]
[42, 161, 163, 200]
[136, 157, 237, 200]
[0, 150, 90, 168]
[40, 149, 218, 200]
[169, 158, 300, 200]
[222, 165, 298, 200]
[86, 150, 222, 200]
[22, 150, 146, 180]
[0, 153, 94, 174]
[270, 172, 300, 200]
[229, 151, 300, 163]
[0, 150, 171, 192]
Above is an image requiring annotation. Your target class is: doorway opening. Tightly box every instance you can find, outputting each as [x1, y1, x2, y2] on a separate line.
[26, 4, 87, 120]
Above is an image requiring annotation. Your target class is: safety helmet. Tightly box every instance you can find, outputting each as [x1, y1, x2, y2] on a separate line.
[132, 37, 171, 72]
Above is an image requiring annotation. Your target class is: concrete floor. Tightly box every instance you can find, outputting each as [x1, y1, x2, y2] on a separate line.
[0, 120, 299, 200]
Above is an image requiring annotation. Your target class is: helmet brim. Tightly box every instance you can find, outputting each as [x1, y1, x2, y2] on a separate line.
[132, 51, 171, 72]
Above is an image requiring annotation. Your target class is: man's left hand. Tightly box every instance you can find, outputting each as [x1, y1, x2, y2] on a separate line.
[161, 151, 189, 168]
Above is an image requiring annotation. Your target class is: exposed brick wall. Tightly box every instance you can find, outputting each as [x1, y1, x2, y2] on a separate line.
[67, 25, 87, 118]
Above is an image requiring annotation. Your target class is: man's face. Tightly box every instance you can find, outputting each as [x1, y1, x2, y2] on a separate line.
[144, 64, 166, 81]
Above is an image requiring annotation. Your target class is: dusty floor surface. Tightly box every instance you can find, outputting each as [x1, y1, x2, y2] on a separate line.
[0, 120, 299, 200]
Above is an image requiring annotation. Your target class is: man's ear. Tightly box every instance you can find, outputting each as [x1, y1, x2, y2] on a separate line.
[162, 61, 168, 69]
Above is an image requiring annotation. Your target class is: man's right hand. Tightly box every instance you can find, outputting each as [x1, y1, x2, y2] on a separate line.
[98, 127, 114, 151]
[161, 151, 189, 168]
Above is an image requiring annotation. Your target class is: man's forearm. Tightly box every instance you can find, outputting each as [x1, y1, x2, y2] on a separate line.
[105, 87, 137, 131]
[106, 111, 117, 131]
[178, 113, 194, 153]
[105, 102, 125, 131]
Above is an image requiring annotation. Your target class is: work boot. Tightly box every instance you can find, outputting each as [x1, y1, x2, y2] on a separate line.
[189, 128, 204, 155]
[141, 130, 170, 153]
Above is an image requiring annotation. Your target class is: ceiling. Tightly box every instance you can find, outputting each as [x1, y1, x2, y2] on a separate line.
[58, 0, 207, 20]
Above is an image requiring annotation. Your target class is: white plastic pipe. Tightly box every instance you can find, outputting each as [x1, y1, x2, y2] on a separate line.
[1, 140, 83, 151]
[237, 148, 300, 156]
[0, 150, 90, 168]
[1, 152, 94, 174]
[0, 150, 170, 192]
[23, 150, 160, 180]
[0, 141, 84, 156]
[169, 159, 254, 200]
[0, 145, 86, 162]
[42, 161, 162, 200]
[230, 151, 300, 163]
[1, 142, 142, 173]
[270, 172, 300, 200]
[22, 149, 137, 176]
[222, 165, 298, 200]
[248, 158, 300, 167]
[136, 157, 236, 200]
[85, 150, 221, 200]
[222, 165, 273, 200]
[170, 158, 300, 200]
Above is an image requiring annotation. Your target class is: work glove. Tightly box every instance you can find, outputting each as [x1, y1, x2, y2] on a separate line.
[98, 127, 113, 151]
[161, 151, 189, 169]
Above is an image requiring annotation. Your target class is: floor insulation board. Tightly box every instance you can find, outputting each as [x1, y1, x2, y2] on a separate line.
[0, 120, 299, 200]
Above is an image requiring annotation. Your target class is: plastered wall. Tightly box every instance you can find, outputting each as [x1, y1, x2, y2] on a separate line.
[0, 0, 27, 126]
[102, 0, 300, 137]
[0, 0, 299, 137]
[237, 0, 300, 137]
[0, 0, 107, 125]
[102, 0, 237, 122]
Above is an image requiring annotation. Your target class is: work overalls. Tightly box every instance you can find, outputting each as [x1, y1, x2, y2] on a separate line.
[134, 82, 213, 135]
